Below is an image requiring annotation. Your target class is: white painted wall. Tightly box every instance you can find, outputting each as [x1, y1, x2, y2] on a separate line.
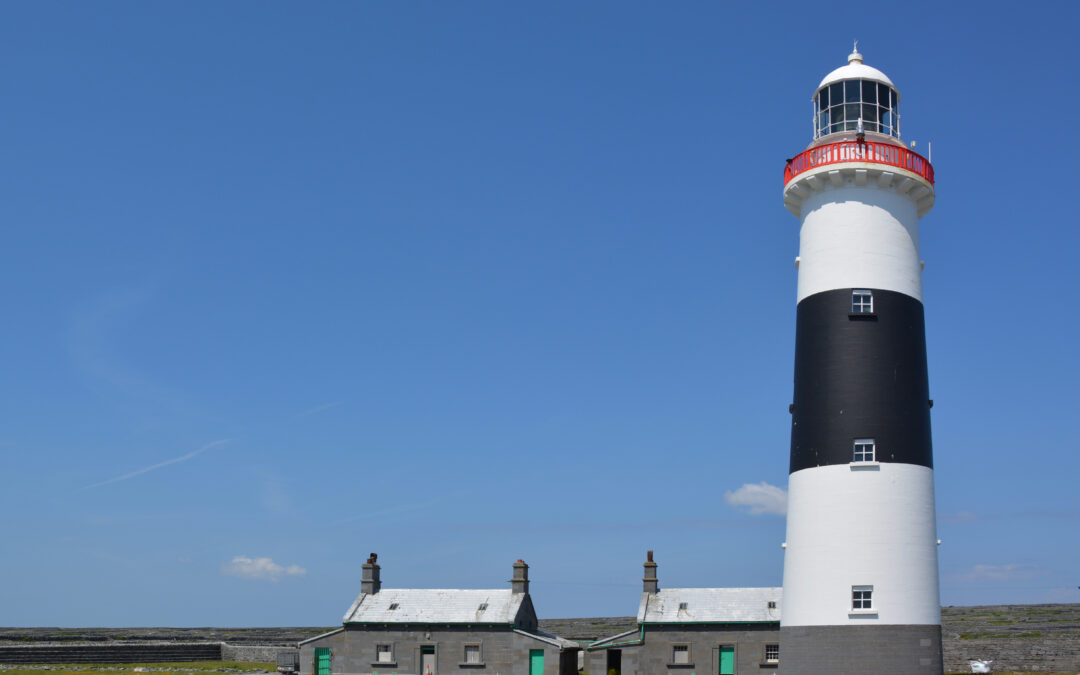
[797, 185, 923, 302]
[781, 463, 941, 627]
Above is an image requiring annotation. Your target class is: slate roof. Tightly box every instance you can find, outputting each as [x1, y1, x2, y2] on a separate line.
[513, 629, 579, 649]
[637, 587, 782, 624]
[343, 589, 525, 624]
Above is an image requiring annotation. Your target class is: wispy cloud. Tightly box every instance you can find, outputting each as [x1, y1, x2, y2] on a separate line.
[951, 563, 1045, 583]
[221, 556, 307, 582]
[293, 401, 344, 419]
[334, 495, 449, 525]
[724, 482, 788, 516]
[83, 439, 232, 489]
[942, 510, 979, 524]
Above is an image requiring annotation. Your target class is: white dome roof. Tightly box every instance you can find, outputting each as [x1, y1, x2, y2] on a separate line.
[817, 49, 897, 95]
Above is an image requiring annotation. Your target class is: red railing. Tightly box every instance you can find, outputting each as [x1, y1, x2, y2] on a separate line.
[784, 140, 934, 186]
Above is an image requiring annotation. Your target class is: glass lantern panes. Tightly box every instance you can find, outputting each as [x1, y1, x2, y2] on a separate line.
[814, 79, 900, 139]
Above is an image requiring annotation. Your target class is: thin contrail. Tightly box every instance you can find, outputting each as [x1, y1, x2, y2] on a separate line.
[293, 401, 344, 419]
[83, 439, 232, 489]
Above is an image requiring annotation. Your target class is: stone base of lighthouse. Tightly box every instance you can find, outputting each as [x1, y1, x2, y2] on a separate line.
[779, 624, 943, 674]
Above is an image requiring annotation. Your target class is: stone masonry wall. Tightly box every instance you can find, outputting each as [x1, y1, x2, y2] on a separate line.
[221, 644, 298, 663]
[298, 625, 572, 675]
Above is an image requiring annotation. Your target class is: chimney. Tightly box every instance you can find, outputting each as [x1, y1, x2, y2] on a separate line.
[361, 552, 381, 595]
[511, 559, 529, 594]
[643, 550, 658, 594]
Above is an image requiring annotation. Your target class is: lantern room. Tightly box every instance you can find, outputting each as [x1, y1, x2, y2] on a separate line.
[812, 47, 901, 140]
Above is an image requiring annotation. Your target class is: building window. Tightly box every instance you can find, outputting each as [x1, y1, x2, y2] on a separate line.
[376, 644, 393, 663]
[852, 289, 873, 314]
[764, 644, 779, 663]
[853, 439, 876, 463]
[852, 586, 873, 610]
[464, 644, 482, 664]
[672, 644, 690, 664]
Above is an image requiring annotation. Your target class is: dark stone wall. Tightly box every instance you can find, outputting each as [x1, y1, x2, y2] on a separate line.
[298, 625, 573, 675]
[778, 624, 942, 675]
[0, 643, 222, 664]
[585, 624, 780, 675]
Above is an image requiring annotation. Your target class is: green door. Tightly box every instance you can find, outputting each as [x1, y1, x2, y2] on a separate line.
[529, 649, 544, 675]
[718, 646, 734, 675]
[314, 648, 330, 675]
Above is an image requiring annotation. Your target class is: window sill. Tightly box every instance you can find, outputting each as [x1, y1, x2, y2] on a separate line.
[849, 461, 880, 471]
[458, 663, 486, 668]
[371, 662, 397, 668]
[848, 610, 878, 618]
[758, 662, 779, 669]
[848, 313, 877, 320]
[666, 664, 695, 669]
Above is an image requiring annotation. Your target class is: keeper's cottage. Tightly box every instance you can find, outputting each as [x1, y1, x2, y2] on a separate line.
[299, 555, 578, 675]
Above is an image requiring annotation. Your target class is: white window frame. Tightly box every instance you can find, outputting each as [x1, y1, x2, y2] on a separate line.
[671, 644, 691, 665]
[375, 643, 394, 664]
[851, 585, 875, 614]
[463, 643, 482, 665]
[852, 438, 877, 464]
[764, 643, 779, 663]
[852, 289, 874, 314]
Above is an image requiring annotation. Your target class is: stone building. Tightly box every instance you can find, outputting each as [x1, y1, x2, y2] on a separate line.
[299, 555, 577, 675]
[585, 553, 782, 675]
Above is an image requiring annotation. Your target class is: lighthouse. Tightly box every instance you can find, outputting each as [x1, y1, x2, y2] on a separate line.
[779, 48, 943, 674]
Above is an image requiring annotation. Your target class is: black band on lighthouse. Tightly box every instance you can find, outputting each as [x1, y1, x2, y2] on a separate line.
[790, 287, 933, 473]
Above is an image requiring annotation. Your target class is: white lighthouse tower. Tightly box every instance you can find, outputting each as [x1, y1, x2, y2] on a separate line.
[779, 48, 943, 674]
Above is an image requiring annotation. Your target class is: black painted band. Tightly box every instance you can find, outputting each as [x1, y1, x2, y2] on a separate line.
[790, 287, 933, 473]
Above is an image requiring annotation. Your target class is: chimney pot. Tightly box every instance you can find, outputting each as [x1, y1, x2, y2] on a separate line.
[643, 550, 658, 594]
[511, 559, 529, 594]
[361, 552, 382, 595]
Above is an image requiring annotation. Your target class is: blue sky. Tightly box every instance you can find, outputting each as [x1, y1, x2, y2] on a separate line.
[2, 2, 1078, 626]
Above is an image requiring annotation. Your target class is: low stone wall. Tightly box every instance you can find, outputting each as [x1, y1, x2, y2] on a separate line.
[222, 644, 298, 663]
[0, 643, 222, 664]
[943, 638, 1080, 673]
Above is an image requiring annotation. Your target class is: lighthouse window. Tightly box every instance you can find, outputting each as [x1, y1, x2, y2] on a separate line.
[853, 439, 876, 463]
[852, 586, 873, 610]
[851, 290, 874, 313]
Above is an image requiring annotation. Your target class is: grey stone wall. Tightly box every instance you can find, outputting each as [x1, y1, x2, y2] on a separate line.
[585, 624, 780, 675]
[778, 624, 943, 675]
[222, 644, 298, 663]
[0, 643, 222, 664]
[299, 626, 573, 675]
[943, 638, 1080, 673]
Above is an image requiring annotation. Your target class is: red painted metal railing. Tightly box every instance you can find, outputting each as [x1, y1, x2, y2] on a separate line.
[784, 140, 934, 186]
